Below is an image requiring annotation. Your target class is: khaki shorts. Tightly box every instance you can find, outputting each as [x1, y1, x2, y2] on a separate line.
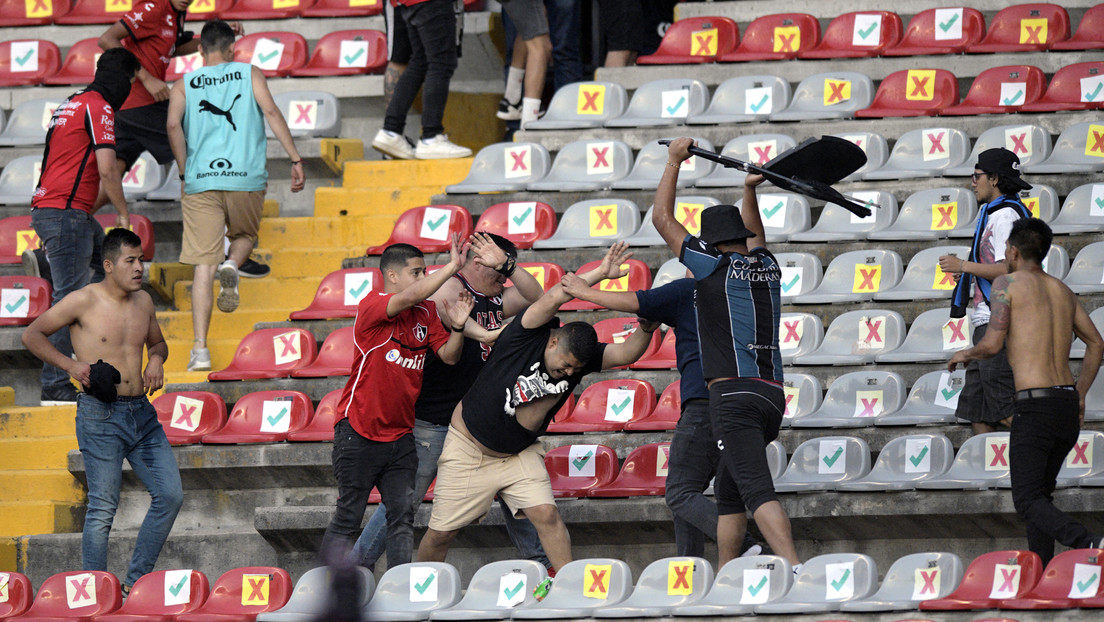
[427, 425, 555, 532]
[179, 189, 264, 265]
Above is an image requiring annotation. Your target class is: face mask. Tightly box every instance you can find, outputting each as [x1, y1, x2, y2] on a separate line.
[87, 54, 135, 110]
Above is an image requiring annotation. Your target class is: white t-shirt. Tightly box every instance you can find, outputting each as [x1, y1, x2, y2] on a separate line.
[970, 206, 1019, 327]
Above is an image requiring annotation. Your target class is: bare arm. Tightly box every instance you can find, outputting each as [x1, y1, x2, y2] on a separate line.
[502, 267, 543, 318]
[99, 22, 169, 102]
[251, 65, 304, 192]
[433, 290, 475, 365]
[21, 290, 94, 386]
[558, 272, 641, 313]
[167, 83, 187, 176]
[653, 138, 694, 257]
[385, 233, 466, 318]
[142, 294, 167, 394]
[948, 275, 1012, 370]
[1073, 299, 1103, 412]
[938, 254, 1008, 281]
[601, 320, 660, 369]
[519, 242, 631, 329]
[741, 174, 768, 251]
[96, 148, 129, 228]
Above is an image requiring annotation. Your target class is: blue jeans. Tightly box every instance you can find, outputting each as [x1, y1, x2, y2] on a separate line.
[31, 208, 104, 391]
[350, 419, 550, 570]
[76, 394, 182, 587]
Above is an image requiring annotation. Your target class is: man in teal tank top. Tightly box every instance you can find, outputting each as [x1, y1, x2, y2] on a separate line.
[167, 20, 305, 371]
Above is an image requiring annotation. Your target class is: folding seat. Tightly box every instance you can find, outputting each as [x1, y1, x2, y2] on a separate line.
[525, 82, 628, 130]
[531, 198, 639, 248]
[1065, 241, 1104, 294]
[233, 32, 308, 78]
[772, 253, 821, 302]
[525, 140, 633, 192]
[592, 557, 713, 617]
[765, 440, 787, 479]
[512, 558, 633, 618]
[788, 371, 905, 428]
[545, 379, 656, 433]
[1048, 183, 1104, 234]
[290, 30, 386, 77]
[221, 0, 301, 20]
[651, 257, 689, 289]
[55, 0, 132, 23]
[883, 7, 986, 56]
[636, 16, 738, 64]
[42, 37, 98, 85]
[290, 268, 382, 321]
[471, 201, 555, 249]
[429, 560, 546, 620]
[12, 570, 120, 621]
[284, 388, 341, 442]
[0, 0, 68, 25]
[966, 3, 1070, 52]
[1021, 62, 1104, 112]
[1070, 307, 1104, 359]
[735, 193, 810, 243]
[719, 13, 819, 61]
[269, 91, 341, 138]
[146, 163, 181, 201]
[839, 552, 963, 611]
[875, 308, 972, 363]
[176, 567, 293, 622]
[300, 0, 383, 17]
[771, 437, 871, 492]
[0, 275, 50, 327]
[798, 11, 903, 59]
[779, 373, 822, 428]
[544, 444, 618, 498]
[778, 307, 824, 358]
[92, 213, 155, 260]
[837, 435, 954, 491]
[509, 261, 564, 293]
[207, 328, 319, 380]
[628, 330, 675, 371]
[588, 443, 671, 497]
[1024, 121, 1104, 174]
[94, 569, 210, 621]
[290, 326, 353, 378]
[113, 152, 165, 201]
[624, 379, 678, 429]
[870, 192, 977, 242]
[788, 192, 899, 241]
[0, 571, 33, 620]
[164, 51, 203, 82]
[1016, 183, 1060, 221]
[623, 196, 720, 246]
[152, 391, 228, 445]
[0, 215, 37, 263]
[754, 553, 878, 613]
[1044, 245, 1071, 280]
[363, 562, 461, 621]
[861, 128, 970, 180]
[673, 556, 793, 616]
[790, 251, 903, 304]
[611, 138, 715, 190]
[693, 134, 796, 188]
[875, 369, 966, 427]
[999, 548, 1104, 609]
[0, 40, 60, 86]
[855, 68, 959, 118]
[365, 204, 473, 254]
[604, 79, 709, 128]
[552, 253, 652, 304]
[257, 566, 374, 622]
[768, 72, 874, 121]
[946, 124, 1052, 176]
[590, 317, 662, 364]
[687, 75, 790, 125]
[200, 390, 313, 444]
[918, 550, 1041, 610]
[0, 98, 63, 146]
[446, 142, 551, 193]
[1087, 373, 1104, 422]
[943, 65, 1047, 115]
[915, 432, 1012, 491]
[1056, 431, 1104, 488]
[184, 0, 232, 20]
[792, 309, 905, 365]
[830, 132, 889, 181]
[1051, 3, 1104, 50]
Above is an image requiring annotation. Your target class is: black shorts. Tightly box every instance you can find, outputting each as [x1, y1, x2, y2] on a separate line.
[114, 101, 174, 170]
[956, 323, 1016, 425]
[711, 378, 785, 516]
[385, 0, 412, 64]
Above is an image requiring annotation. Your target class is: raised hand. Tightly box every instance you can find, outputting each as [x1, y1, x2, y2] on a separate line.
[559, 272, 591, 298]
[469, 232, 508, 269]
[443, 289, 475, 330]
[597, 241, 632, 281]
[448, 232, 468, 273]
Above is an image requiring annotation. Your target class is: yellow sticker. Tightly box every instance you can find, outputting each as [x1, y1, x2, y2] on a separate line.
[241, 574, 270, 606]
[676, 202, 704, 235]
[773, 25, 800, 53]
[932, 263, 957, 290]
[1085, 124, 1104, 158]
[667, 560, 694, 595]
[852, 263, 882, 293]
[1022, 196, 1040, 218]
[1019, 18, 1048, 44]
[823, 79, 852, 106]
[25, 0, 52, 18]
[690, 28, 717, 56]
[187, 0, 215, 13]
[15, 229, 40, 255]
[106, 0, 132, 13]
[522, 265, 546, 289]
[272, 0, 298, 9]
[599, 264, 630, 291]
[905, 69, 937, 101]
[577, 84, 606, 115]
[583, 564, 612, 599]
[349, 0, 379, 6]
[930, 201, 957, 231]
[588, 204, 618, 236]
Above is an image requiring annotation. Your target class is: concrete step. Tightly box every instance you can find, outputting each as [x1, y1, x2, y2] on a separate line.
[0, 501, 81, 538]
[263, 246, 368, 278]
[171, 277, 315, 313]
[313, 186, 460, 219]
[0, 470, 83, 504]
[0, 405, 76, 438]
[0, 437, 75, 470]
[158, 310, 299, 343]
[257, 216, 390, 249]
[342, 158, 474, 188]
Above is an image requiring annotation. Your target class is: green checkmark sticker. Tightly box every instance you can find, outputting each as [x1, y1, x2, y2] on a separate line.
[746, 576, 768, 596]
[857, 22, 878, 39]
[257, 50, 279, 64]
[749, 93, 769, 113]
[426, 215, 448, 231]
[1002, 89, 1024, 106]
[823, 447, 843, 467]
[167, 575, 188, 597]
[1086, 82, 1103, 102]
[1078, 573, 1098, 593]
[780, 273, 800, 293]
[503, 580, 524, 599]
[609, 396, 631, 416]
[14, 49, 34, 66]
[761, 201, 784, 219]
[512, 206, 533, 226]
[666, 96, 686, 116]
[941, 386, 962, 400]
[830, 569, 851, 591]
[343, 48, 365, 65]
[572, 451, 593, 471]
[267, 406, 288, 427]
[938, 13, 959, 33]
[1095, 197, 1104, 210]
[908, 446, 929, 467]
[4, 295, 26, 314]
[414, 573, 435, 594]
[348, 279, 369, 299]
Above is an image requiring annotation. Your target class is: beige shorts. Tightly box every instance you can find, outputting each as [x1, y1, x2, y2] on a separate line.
[179, 189, 265, 265]
[427, 425, 555, 532]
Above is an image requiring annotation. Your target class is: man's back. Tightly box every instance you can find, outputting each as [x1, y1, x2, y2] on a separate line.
[181, 62, 266, 193]
[1002, 270, 1077, 391]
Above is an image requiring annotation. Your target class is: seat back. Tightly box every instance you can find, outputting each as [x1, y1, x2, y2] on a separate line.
[296, 30, 386, 75]
[448, 142, 552, 193]
[857, 68, 959, 117]
[920, 550, 1041, 607]
[508, 261, 564, 292]
[591, 317, 662, 363]
[1066, 240, 1104, 291]
[23, 570, 120, 617]
[625, 196, 720, 246]
[850, 434, 955, 487]
[613, 557, 713, 609]
[773, 252, 822, 301]
[769, 554, 878, 605]
[0, 214, 38, 262]
[722, 13, 819, 60]
[567, 379, 656, 429]
[115, 151, 164, 200]
[651, 257, 689, 289]
[860, 552, 963, 604]
[292, 325, 355, 378]
[560, 258, 652, 310]
[864, 127, 970, 178]
[290, 267, 383, 320]
[881, 189, 978, 239]
[606, 79, 709, 126]
[781, 373, 822, 424]
[1057, 430, 1104, 484]
[0, 275, 50, 326]
[0, 155, 42, 206]
[1025, 61, 1104, 110]
[637, 16, 738, 63]
[472, 201, 556, 249]
[947, 65, 1048, 114]
[0, 39, 60, 86]
[898, 307, 972, 357]
[44, 37, 98, 85]
[257, 566, 374, 620]
[270, 91, 341, 137]
[517, 559, 633, 614]
[967, 3, 1070, 51]
[233, 32, 308, 77]
[694, 134, 796, 187]
[152, 391, 228, 445]
[527, 140, 634, 192]
[801, 11, 903, 57]
[366, 562, 462, 617]
[0, 571, 33, 619]
[682, 556, 791, 609]
[532, 198, 640, 248]
[202, 390, 314, 443]
[221, 0, 302, 20]
[184, 0, 233, 20]
[545, 444, 619, 497]
[0, 0, 67, 25]
[623, 377, 678, 423]
[628, 329, 676, 371]
[807, 371, 906, 422]
[688, 74, 791, 122]
[938, 432, 1013, 483]
[526, 82, 628, 130]
[797, 250, 903, 301]
[165, 51, 204, 81]
[614, 138, 715, 188]
[111, 569, 210, 616]
[55, 0, 129, 23]
[1026, 121, 1104, 172]
[770, 71, 874, 120]
[796, 309, 906, 361]
[208, 328, 319, 380]
[831, 131, 889, 180]
[365, 204, 473, 255]
[1017, 183, 1060, 221]
[288, 388, 343, 441]
[778, 311, 823, 364]
[893, 369, 967, 421]
[588, 442, 671, 497]
[0, 98, 63, 146]
[186, 566, 292, 616]
[765, 440, 787, 479]
[301, 0, 384, 16]
[774, 436, 872, 488]
[886, 7, 986, 54]
[879, 245, 968, 299]
[433, 560, 547, 617]
[92, 213, 155, 260]
[798, 190, 900, 237]
[1017, 548, 1104, 600]
[737, 193, 810, 242]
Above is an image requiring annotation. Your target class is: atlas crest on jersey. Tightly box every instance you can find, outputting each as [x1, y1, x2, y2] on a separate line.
[413, 324, 427, 341]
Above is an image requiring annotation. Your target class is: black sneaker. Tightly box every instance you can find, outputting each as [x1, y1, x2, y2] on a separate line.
[496, 97, 522, 121]
[22, 248, 52, 284]
[238, 258, 271, 279]
[41, 383, 78, 405]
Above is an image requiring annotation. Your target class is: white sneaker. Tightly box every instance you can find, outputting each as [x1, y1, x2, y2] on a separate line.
[415, 134, 472, 159]
[496, 97, 522, 121]
[372, 129, 416, 160]
[740, 544, 763, 558]
[792, 563, 804, 576]
[187, 347, 211, 371]
[216, 260, 239, 313]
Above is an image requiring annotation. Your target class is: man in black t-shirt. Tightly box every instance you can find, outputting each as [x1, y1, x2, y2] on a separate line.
[416, 242, 659, 572]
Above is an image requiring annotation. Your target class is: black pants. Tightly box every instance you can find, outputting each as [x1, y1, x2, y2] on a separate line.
[711, 378, 785, 516]
[383, 0, 458, 138]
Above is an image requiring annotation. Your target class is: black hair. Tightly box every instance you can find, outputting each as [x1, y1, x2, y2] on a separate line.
[102, 228, 143, 263]
[1007, 217, 1052, 264]
[481, 231, 518, 259]
[379, 243, 424, 274]
[991, 174, 1023, 197]
[88, 48, 139, 110]
[555, 321, 599, 365]
[200, 20, 236, 55]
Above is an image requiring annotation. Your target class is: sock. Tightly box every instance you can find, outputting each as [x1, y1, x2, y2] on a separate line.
[521, 97, 541, 125]
[505, 66, 525, 104]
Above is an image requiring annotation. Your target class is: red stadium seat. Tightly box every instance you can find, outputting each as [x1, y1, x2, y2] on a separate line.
[220, 0, 302, 20]
[624, 380, 680, 431]
[0, 40, 60, 86]
[164, 51, 204, 81]
[0, 572, 33, 620]
[287, 388, 342, 441]
[637, 16, 738, 64]
[152, 391, 228, 445]
[884, 7, 986, 56]
[174, 567, 292, 622]
[55, 0, 132, 24]
[629, 329, 675, 370]
[544, 444, 618, 498]
[290, 30, 386, 76]
[290, 326, 354, 378]
[14, 570, 121, 621]
[587, 442, 670, 497]
[300, 0, 382, 17]
[201, 390, 313, 444]
[0, 215, 39, 264]
[184, 0, 232, 20]
[473, 201, 557, 250]
[854, 68, 959, 118]
[93, 213, 155, 261]
[1021, 61, 1104, 112]
[799, 11, 903, 59]
[43, 37, 99, 85]
[942, 65, 1046, 116]
[290, 267, 382, 320]
[506, 261, 564, 293]
[208, 328, 319, 381]
[560, 258, 652, 311]
[592, 317, 662, 369]
[0, 275, 50, 327]
[718, 13, 819, 62]
[920, 550, 1042, 610]
[545, 379, 655, 434]
[1052, 3, 1104, 50]
[999, 548, 1104, 609]
[0, 0, 70, 25]
[966, 3, 1070, 53]
[365, 204, 472, 255]
[544, 393, 575, 430]
[93, 569, 210, 621]
[232, 32, 308, 78]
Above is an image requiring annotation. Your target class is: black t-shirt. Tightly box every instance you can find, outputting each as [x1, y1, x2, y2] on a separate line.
[461, 316, 606, 455]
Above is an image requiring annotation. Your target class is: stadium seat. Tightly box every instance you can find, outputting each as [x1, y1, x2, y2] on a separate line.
[870, 191, 977, 242]
[966, 3, 1070, 52]
[13, 570, 120, 621]
[673, 556, 793, 616]
[687, 74, 790, 125]
[0, 98, 62, 146]
[546, 379, 656, 434]
[949, 125, 1052, 179]
[942, 65, 1047, 115]
[839, 552, 964, 611]
[836, 434, 955, 491]
[628, 328, 675, 372]
[0, 40, 60, 86]
[862, 128, 970, 179]
[429, 560, 546, 620]
[719, 13, 819, 61]
[791, 249, 902, 305]
[55, 0, 131, 23]
[508, 262, 563, 293]
[0, 571, 33, 620]
[831, 131, 889, 181]
[92, 213, 155, 261]
[593, 558, 713, 617]
[651, 257, 689, 289]
[115, 151, 165, 201]
[884, 7, 986, 55]
[257, 566, 374, 622]
[221, 0, 301, 20]
[737, 193, 810, 243]
[146, 162, 181, 201]
[531, 198, 640, 248]
[919, 550, 1041, 610]
[290, 326, 353, 378]
[164, 51, 203, 82]
[558, 256, 651, 308]
[94, 569, 210, 621]
[637, 16, 738, 64]
[789, 191, 898, 241]
[755, 553, 878, 613]
[855, 68, 959, 118]
[799, 11, 903, 59]
[446, 142, 551, 193]
[591, 317, 662, 364]
[268, 91, 340, 138]
[1024, 121, 1104, 174]
[693, 134, 796, 188]
[772, 252, 822, 302]
[623, 379, 678, 429]
[290, 268, 382, 321]
[233, 32, 308, 77]
[765, 440, 786, 479]
[526, 140, 633, 192]
[780, 373, 822, 428]
[772, 437, 871, 492]
[365, 204, 473, 255]
[184, 0, 231, 20]
[778, 312, 823, 364]
[43, 37, 98, 85]
[0, 0, 68, 25]
[876, 370, 966, 427]
[1070, 307, 1104, 359]
[612, 138, 715, 190]
[286, 388, 342, 442]
[1056, 431, 1104, 488]
[1016, 183, 1060, 221]
[0, 215, 37, 262]
[300, 0, 383, 17]
[1021, 62, 1104, 111]
[526, 82, 628, 130]
[0, 156, 42, 208]
[545, 444, 618, 498]
[588, 443, 671, 497]
[291, 30, 385, 77]
[788, 371, 905, 428]
[364, 562, 461, 621]
[0, 275, 49, 326]
[624, 196, 720, 246]
[152, 391, 228, 445]
[512, 559, 633, 618]
[175, 567, 292, 622]
[1047, 183, 1104, 234]
[792, 309, 905, 364]
[1052, 3, 1104, 50]
[471, 201, 556, 249]
[200, 390, 313, 444]
[605, 79, 709, 128]
[207, 328, 319, 380]
[1065, 241, 1104, 294]
[875, 308, 972, 363]
[916, 432, 1012, 491]
[769, 72, 874, 121]
[999, 548, 1104, 609]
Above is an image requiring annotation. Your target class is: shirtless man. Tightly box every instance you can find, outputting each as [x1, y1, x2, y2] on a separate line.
[22, 228, 181, 594]
[949, 218, 1104, 565]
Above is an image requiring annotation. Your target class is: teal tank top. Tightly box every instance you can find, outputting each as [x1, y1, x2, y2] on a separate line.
[182, 62, 267, 193]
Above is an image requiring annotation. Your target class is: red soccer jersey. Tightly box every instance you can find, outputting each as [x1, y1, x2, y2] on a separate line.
[31, 91, 116, 213]
[337, 292, 450, 442]
[118, 0, 188, 110]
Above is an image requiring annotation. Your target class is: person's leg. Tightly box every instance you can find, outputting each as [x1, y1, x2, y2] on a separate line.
[418, 527, 459, 561]
[713, 459, 746, 567]
[383, 0, 411, 110]
[382, 4, 426, 136]
[544, 0, 583, 89]
[320, 420, 387, 559]
[377, 434, 418, 568]
[180, 191, 230, 358]
[418, 427, 497, 562]
[500, 501, 551, 569]
[74, 394, 128, 571]
[665, 400, 718, 557]
[190, 264, 216, 349]
[406, 0, 458, 139]
[519, 503, 571, 571]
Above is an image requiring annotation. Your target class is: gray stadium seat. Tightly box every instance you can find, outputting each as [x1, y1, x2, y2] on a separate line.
[624, 197, 720, 246]
[673, 556, 794, 616]
[780, 373, 823, 429]
[1050, 183, 1104, 234]
[1070, 307, 1104, 359]
[836, 434, 955, 491]
[1086, 373, 1104, 422]
[612, 138, 715, 190]
[1043, 244, 1070, 280]
[605, 78, 709, 128]
[269, 91, 341, 137]
[592, 557, 713, 617]
[945, 124, 1052, 176]
[527, 82, 628, 130]
[791, 250, 903, 304]
[830, 132, 889, 181]
[257, 566, 375, 622]
[1064, 241, 1104, 294]
[0, 98, 62, 146]
[788, 191, 898, 242]
[526, 140, 633, 192]
[754, 553, 878, 614]
[365, 562, 462, 621]
[512, 558, 633, 619]
[874, 246, 970, 301]
[532, 199, 641, 249]
[651, 257, 690, 289]
[736, 193, 811, 243]
[147, 161, 181, 201]
[0, 155, 40, 205]
[1015, 183, 1060, 223]
[788, 371, 905, 429]
[766, 440, 787, 480]
[915, 432, 1011, 490]
[778, 313, 824, 364]
[875, 370, 966, 427]
[875, 308, 973, 363]
[773, 252, 822, 302]
[121, 152, 164, 201]
[1056, 431, 1104, 488]
[773, 436, 872, 492]
[868, 189, 978, 241]
[792, 309, 906, 365]
[1023, 122, 1104, 174]
[446, 142, 551, 193]
[693, 134, 797, 188]
[769, 72, 875, 121]
[429, 560, 547, 620]
[838, 552, 963, 612]
[862, 127, 969, 180]
[687, 75, 791, 125]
